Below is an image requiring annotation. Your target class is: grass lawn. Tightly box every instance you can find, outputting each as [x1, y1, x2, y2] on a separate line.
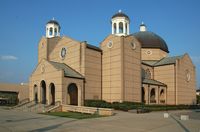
[42, 112, 104, 119]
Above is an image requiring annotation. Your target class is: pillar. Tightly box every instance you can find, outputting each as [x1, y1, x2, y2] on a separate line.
[112, 23, 114, 34]
[148, 85, 150, 104]
[123, 21, 126, 34]
[127, 23, 130, 35]
[157, 87, 160, 104]
[116, 22, 119, 34]
[78, 85, 82, 106]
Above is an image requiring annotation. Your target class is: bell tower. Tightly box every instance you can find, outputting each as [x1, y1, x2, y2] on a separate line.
[111, 10, 130, 36]
[46, 18, 61, 38]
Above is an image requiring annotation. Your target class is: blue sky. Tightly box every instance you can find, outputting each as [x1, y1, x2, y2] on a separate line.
[0, 0, 200, 88]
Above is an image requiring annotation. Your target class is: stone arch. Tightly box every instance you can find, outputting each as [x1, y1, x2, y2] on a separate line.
[40, 80, 47, 104]
[145, 69, 151, 79]
[113, 23, 117, 34]
[119, 22, 123, 33]
[54, 28, 57, 36]
[67, 83, 78, 105]
[142, 87, 145, 103]
[125, 23, 128, 34]
[160, 89, 165, 104]
[33, 84, 38, 103]
[49, 83, 55, 105]
[49, 27, 53, 36]
[150, 88, 156, 103]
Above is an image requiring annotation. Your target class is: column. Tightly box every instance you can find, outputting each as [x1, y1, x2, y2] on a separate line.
[112, 23, 114, 34]
[127, 23, 130, 35]
[116, 22, 119, 34]
[165, 88, 167, 104]
[123, 21, 126, 34]
[157, 87, 160, 104]
[52, 27, 55, 37]
[148, 85, 150, 104]
[78, 86, 82, 106]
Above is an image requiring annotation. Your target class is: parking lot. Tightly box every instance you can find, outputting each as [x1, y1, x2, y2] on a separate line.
[0, 107, 200, 132]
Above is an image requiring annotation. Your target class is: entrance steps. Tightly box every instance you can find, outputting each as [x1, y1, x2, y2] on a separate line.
[12, 101, 61, 113]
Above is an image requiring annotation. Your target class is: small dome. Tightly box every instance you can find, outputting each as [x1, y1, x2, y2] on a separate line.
[133, 31, 169, 53]
[112, 10, 130, 21]
[47, 19, 60, 28]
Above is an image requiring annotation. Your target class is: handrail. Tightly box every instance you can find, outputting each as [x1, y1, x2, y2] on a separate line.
[46, 101, 61, 113]
[19, 98, 30, 104]
[11, 98, 30, 109]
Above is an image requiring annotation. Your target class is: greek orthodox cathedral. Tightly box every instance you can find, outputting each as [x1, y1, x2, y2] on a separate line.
[29, 11, 196, 106]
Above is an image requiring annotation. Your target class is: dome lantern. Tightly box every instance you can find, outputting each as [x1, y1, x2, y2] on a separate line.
[111, 10, 130, 36]
[140, 22, 147, 32]
[46, 18, 61, 38]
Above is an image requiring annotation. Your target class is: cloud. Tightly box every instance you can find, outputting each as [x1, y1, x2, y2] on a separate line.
[0, 55, 18, 61]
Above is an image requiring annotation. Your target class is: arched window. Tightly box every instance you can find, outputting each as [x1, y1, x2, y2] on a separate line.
[54, 28, 57, 36]
[150, 88, 156, 103]
[114, 23, 117, 34]
[125, 23, 128, 34]
[145, 69, 151, 79]
[49, 27, 53, 36]
[160, 89, 165, 103]
[119, 22, 123, 33]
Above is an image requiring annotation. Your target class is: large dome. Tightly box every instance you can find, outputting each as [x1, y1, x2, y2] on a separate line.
[133, 31, 169, 53]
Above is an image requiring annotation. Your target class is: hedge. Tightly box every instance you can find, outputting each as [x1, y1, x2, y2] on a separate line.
[84, 99, 200, 112]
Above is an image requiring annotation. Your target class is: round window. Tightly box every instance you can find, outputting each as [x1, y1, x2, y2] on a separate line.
[107, 41, 113, 48]
[60, 47, 67, 59]
[131, 42, 136, 50]
[146, 50, 152, 55]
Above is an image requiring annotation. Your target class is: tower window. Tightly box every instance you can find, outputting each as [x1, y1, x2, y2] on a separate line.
[49, 27, 53, 36]
[55, 28, 57, 36]
[125, 23, 128, 34]
[119, 22, 123, 33]
[114, 23, 117, 34]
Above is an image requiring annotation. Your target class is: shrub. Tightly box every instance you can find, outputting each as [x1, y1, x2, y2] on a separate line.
[84, 99, 200, 112]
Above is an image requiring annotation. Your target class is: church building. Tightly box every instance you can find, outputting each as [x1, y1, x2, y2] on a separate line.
[29, 11, 196, 106]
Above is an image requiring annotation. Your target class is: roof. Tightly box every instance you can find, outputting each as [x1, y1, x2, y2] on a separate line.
[48, 61, 84, 79]
[112, 11, 130, 21]
[47, 20, 60, 25]
[142, 78, 167, 86]
[133, 31, 169, 53]
[86, 44, 102, 52]
[142, 55, 184, 67]
[196, 89, 200, 92]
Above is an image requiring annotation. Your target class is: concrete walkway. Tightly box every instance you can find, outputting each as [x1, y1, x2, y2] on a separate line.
[0, 107, 200, 132]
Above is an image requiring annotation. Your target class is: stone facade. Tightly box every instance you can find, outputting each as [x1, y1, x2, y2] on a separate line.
[28, 11, 197, 106]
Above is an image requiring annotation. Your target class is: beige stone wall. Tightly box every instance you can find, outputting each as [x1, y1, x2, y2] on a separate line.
[101, 35, 123, 102]
[62, 77, 84, 106]
[154, 64, 175, 105]
[0, 83, 29, 101]
[36, 36, 102, 104]
[176, 54, 196, 104]
[84, 48, 102, 100]
[141, 49, 168, 61]
[48, 36, 82, 74]
[38, 37, 48, 63]
[29, 59, 63, 104]
[123, 36, 141, 102]
[101, 35, 141, 102]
